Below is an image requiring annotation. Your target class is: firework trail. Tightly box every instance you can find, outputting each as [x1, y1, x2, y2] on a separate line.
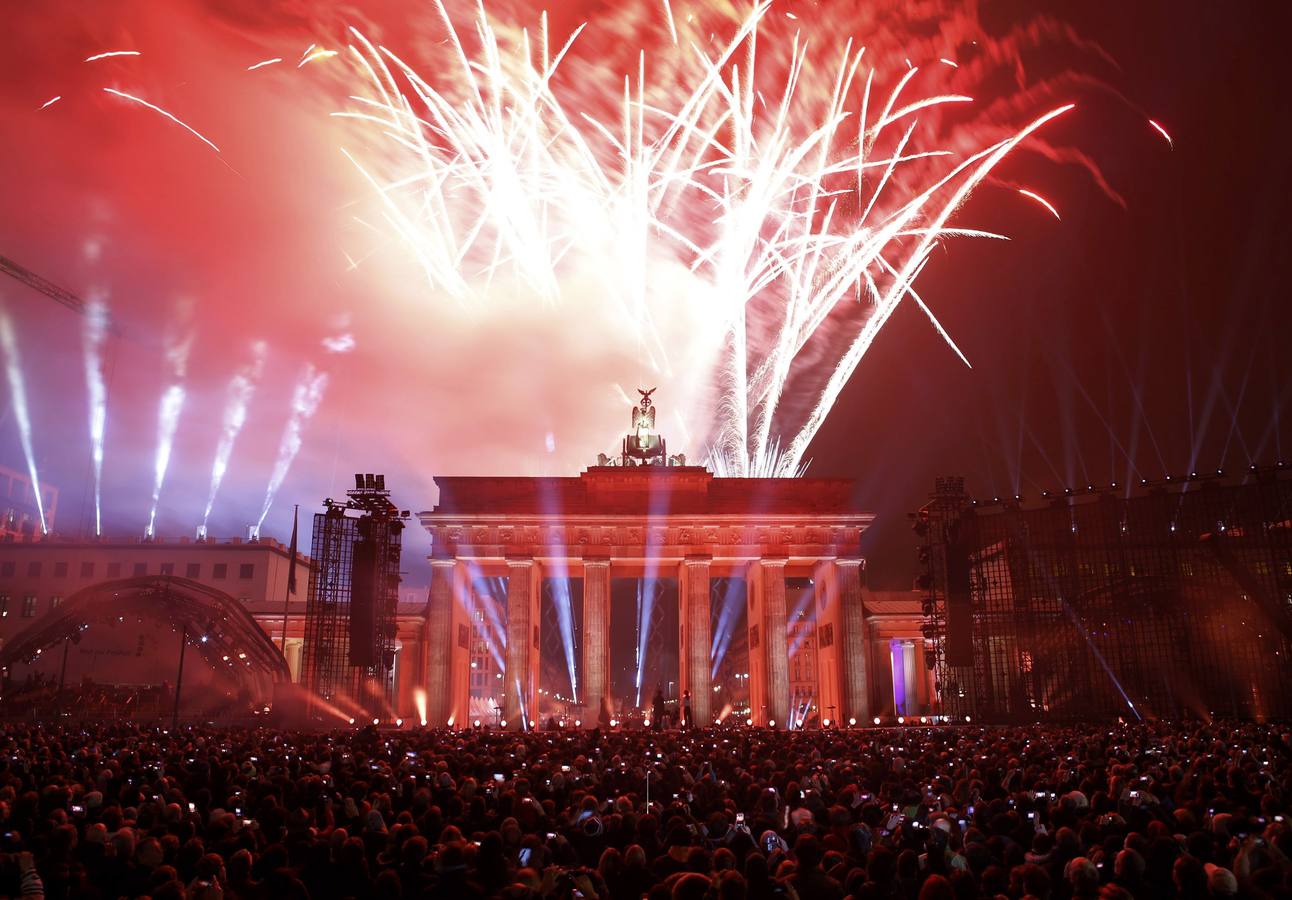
[1148, 119, 1173, 148]
[255, 364, 328, 535]
[146, 326, 193, 538]
[336, 0, 1116, 475]
[82, 296, 110, 535]
[85, 50, 140, 62]
[39, 96, 61, 110]
[201, 341, 267, 532]
[0, 307, 48, 533]
[102, 88, 221, 154]
[1018, 187, 1062, 219]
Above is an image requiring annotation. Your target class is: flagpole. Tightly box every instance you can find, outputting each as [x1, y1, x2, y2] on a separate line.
[280, 505, 298, 657]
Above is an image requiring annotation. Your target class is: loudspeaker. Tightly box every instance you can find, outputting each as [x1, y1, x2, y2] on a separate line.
[349, 540, 377, 667]
[944, 523, 973, 667]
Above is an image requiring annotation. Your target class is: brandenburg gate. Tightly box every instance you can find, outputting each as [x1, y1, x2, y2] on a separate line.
[420, 478, 875, 729]
[419, 391, 875, 729]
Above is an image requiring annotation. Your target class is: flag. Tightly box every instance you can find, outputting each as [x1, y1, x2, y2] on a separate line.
[287, 505, 299, 594]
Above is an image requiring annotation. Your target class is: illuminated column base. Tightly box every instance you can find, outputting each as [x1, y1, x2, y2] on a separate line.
[581, 557, 611, 727]
[838, 559, 871, 724]
[503, 557, 540, 729]
[748, 558, 789, 726]
[678, 555, 712, 725]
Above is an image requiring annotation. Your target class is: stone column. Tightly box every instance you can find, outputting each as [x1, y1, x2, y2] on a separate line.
[679, 555, 712, 725]
[503, 558, 540, 728]
[836, 558, 871, 724]
[425, 558, 456, 726]
[759, 558, 789, 727]
[902, 641, 918, 715]
[581, 557, 611, 727]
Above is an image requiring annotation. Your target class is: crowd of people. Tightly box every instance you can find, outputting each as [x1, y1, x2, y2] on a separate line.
[0, 719, 1288, 900]
[0, 677, 173, 723]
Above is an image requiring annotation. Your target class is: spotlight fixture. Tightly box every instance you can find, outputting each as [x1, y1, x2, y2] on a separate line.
[500, 719, 508, 728]
[873, 716, 881, 725]
[848, 717, 857, 726]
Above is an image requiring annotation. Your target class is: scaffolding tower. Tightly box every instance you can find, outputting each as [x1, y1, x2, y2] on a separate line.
[300, 474, 409, 718]
[917, 469, 1292, 721]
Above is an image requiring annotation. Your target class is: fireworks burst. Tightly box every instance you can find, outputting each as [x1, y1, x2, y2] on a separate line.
[255, 363, 328, 535]
[0, 308, 48, 533]
[82, 296, 110, 535]
[202, 341, 267, 531]
[335, 0, 1113, 476]
[146, 324, 193, 538]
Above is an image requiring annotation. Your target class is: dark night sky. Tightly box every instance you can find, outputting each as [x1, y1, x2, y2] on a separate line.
[0, 0, 1287, 593]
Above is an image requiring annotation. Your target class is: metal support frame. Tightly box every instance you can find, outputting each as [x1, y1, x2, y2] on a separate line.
[920, 470, 1292, 721]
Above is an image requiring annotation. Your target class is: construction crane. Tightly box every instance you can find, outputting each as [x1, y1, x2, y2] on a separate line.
[0, 254, 87, 314]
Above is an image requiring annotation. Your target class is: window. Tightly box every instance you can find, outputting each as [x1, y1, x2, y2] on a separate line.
[0, 561, 12, 577]
[27, 561, 41, 577]
[80, 561, 94, 578]
[54, 561, 68, 577]
[160, 563, 175, 575]
[0, 594, 7, 617]
[107, 562, 121, 578]
[50, 595, 61, 609]
[133, 562, 147, 576]
[185, 563, 200, 578]
[213, 563, 228, 580]
[239, 563, 255, 579]
[22, 595, 37, 617]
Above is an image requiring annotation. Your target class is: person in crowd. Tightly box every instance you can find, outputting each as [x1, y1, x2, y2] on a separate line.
[0, 719, 1287, 900]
